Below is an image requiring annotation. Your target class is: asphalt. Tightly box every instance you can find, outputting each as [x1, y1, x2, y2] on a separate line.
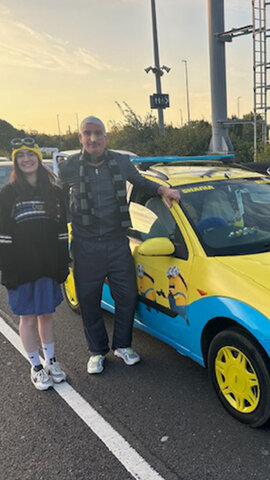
[1, 286, 270, 480]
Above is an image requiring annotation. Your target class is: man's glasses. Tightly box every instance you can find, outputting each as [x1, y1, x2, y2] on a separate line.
[11, 137, 35, 148]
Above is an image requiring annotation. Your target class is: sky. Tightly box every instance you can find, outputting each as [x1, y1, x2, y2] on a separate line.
[0, 0, 254, 135]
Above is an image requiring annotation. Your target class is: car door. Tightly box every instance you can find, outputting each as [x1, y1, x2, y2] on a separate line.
[128, 190, 193, 347]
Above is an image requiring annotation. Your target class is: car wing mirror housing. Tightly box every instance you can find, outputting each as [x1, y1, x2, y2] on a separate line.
[137, 237, 175, 256]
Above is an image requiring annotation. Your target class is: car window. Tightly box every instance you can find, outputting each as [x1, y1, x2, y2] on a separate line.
[129, 196, 176, 242]
[0, 165, 12, 191]
[179, 177, 270, 256]
[43, 160, 54, 171]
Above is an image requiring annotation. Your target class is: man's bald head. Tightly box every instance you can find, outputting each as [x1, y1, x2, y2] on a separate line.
[79, 116, 106, 134]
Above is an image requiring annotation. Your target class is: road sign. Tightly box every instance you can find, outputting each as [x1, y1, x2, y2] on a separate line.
[150, 93, 170, 109]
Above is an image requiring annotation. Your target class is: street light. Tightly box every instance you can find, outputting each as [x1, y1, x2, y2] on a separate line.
[182, 59, 191, 125]
[237, 96, 241, 118]
[144, 65, 171, 76]
[144, 66, 153, 74]
[145, 0, 170, 135]
[161, 65, 171, 73]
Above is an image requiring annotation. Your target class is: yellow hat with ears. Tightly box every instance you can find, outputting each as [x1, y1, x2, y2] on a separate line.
[11, 137, 43, 164]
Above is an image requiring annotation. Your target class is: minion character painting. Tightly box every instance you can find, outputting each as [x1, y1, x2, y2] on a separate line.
[136, 263, 156, 301]
[167, 266, 188, 319]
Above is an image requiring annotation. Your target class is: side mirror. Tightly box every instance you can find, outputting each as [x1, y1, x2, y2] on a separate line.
[137, 237, 175, 256]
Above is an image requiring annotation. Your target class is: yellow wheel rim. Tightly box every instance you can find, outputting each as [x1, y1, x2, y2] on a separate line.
[64, 267, 79, 308]
[215, 346, 260, 413]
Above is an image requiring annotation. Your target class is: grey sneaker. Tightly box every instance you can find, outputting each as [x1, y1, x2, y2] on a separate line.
[31, 366, 53, 391]
[87, 355, 105, 374]
[114, 348, 140, 366]
[45, 359, 66, 383]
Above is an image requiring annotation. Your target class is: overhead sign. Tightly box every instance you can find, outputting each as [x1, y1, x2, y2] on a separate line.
[150, 93, 170, 109]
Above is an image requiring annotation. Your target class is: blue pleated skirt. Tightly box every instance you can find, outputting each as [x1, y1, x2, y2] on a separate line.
[8, 277, 63, 316]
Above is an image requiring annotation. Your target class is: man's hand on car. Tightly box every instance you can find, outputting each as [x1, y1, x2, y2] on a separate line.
[157, 185, 180, 207]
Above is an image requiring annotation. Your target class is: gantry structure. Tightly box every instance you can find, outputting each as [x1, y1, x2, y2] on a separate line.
[208, 0, 270, 158]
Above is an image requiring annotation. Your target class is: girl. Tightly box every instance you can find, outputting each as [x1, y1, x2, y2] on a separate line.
[0, 138, 69, 390]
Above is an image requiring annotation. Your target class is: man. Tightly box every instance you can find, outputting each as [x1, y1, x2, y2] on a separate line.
[59, 116, 180, 374]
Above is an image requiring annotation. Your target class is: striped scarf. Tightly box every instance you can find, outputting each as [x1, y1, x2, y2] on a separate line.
[78, 150, 131, 228]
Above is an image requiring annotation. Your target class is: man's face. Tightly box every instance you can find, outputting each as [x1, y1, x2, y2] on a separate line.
[79, 122, 107, 157]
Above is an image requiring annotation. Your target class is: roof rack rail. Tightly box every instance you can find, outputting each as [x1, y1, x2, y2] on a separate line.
[130, 154, 235, 170]
[148, 167, 169, 181]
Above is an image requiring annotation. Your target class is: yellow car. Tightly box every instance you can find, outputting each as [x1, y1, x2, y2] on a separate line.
[64, 155, 270, 427]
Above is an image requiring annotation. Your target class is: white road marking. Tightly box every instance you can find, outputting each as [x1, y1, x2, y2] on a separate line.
[0, 316, 165, 480]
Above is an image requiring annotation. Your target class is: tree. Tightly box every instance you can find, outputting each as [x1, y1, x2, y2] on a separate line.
[0, 119, 25, 155]
[108, 102, 212, 156]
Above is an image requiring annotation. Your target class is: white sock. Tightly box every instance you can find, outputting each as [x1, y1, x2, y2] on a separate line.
[27, 349, 41, 367]
[42, 342, 55, 365]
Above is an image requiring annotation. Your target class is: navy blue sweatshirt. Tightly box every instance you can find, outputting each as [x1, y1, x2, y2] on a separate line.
[0, 183, 69, 289]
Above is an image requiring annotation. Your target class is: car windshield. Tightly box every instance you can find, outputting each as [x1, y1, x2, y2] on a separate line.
[178, 177, 270, 256]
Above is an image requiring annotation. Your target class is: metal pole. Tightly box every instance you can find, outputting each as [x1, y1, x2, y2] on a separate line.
[207, 0, 233, 153]
[252, 0, 257, 159]
[237, 96, 241, 118]
[75, 112, 79, 132]
[263, 0, 268, 144]
[57, 114, 61, 136]
[151, 0, 165, 135]
[182, 60, 191, 124]
[56, 114, 62, 147]
[180, 108, 183, 127]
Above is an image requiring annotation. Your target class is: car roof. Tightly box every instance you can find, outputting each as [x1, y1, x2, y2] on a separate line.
[56, 149, 137, 157]
[130, 156, 265, 186]
[141, 164, 264, 187]
[0, 161, 13, 166]
[56, 149, 79, 156]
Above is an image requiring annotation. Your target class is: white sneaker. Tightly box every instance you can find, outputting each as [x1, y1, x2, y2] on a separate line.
[31, 366, 53, 391]
[87, 355, 105, 374]
[114, 348, 140, 366]
[45, 359, 66, 383]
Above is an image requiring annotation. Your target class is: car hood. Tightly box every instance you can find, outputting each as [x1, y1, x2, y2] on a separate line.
[216, 252, 270, 292]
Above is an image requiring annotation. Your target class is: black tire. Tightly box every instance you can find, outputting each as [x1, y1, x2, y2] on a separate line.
[208, 328, 270, 427]
[62, 267, 80, 314]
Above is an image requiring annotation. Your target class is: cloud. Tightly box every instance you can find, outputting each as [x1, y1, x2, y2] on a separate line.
[0, 10, 121, 75]
[0, 3, 9, 14]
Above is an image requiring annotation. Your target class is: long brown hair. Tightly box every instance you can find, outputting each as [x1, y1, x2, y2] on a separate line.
[10, 157, 58, 218]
